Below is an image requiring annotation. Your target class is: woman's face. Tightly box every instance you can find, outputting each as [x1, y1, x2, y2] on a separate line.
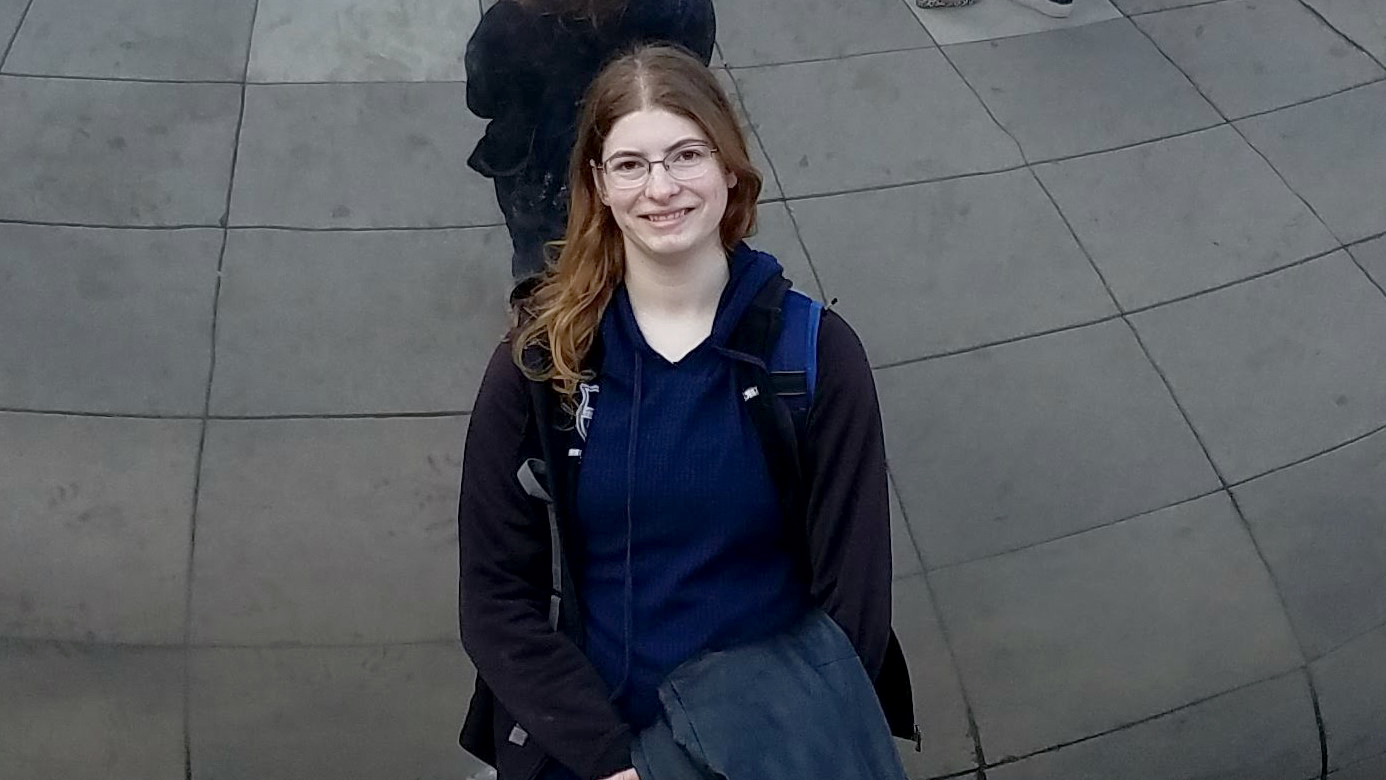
[595, 108, 736, 265]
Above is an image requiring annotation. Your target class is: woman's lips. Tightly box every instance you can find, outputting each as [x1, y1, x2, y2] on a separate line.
[642, 207, 693, 224]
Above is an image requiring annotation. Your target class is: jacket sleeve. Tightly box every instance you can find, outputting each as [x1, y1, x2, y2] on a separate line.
[802, 311, 893, 680]
[459, 342, 635, 779]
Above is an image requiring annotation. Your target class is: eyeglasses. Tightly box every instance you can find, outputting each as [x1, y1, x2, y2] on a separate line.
[592, 144, 719, 189]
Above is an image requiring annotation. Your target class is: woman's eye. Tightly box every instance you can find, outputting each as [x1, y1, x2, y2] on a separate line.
[673, 148, 703, 163]
[611, 158, 644, 173]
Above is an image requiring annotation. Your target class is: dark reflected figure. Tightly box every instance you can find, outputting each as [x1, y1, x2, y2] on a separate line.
[465, 0, 716, 279]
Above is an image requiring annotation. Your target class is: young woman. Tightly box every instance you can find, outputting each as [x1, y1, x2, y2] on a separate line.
[464, 0, 716, 279]
[459, 45, 915, 780]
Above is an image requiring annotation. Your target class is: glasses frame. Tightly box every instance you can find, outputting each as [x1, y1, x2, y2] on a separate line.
[592, 144, 720, 190]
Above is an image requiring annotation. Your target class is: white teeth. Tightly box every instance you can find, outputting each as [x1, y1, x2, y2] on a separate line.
[646, 209, 690, 222]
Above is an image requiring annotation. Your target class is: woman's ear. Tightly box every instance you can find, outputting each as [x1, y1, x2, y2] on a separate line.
[725, 169, 738, 190]
[594, 169, 610, 205]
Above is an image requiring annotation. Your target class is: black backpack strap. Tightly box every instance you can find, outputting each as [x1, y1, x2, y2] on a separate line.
[728, 274, 809, 531]
[729, 273, 791, 358]
[728, 273, 825, 471]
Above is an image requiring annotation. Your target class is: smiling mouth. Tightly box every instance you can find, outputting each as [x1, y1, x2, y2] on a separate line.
[642, 208, 693, 223]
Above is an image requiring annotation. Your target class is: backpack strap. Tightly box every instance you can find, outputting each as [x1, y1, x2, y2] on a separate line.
[728, 273, 825, 532]
[516, 458, 561, 633]
[767, 288, 824, 444]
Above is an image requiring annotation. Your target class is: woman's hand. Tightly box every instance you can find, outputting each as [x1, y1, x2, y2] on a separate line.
[600, 770, 639, 780]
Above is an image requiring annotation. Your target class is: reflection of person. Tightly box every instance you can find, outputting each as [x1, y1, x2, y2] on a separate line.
[464, 0, 716, 279]
[458, 45, 916, 780]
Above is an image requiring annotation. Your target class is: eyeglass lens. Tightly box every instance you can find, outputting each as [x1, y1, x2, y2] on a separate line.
[603, 146, 715, 187]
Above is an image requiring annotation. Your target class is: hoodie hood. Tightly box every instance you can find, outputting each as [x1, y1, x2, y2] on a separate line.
[710, 242, 786, 348]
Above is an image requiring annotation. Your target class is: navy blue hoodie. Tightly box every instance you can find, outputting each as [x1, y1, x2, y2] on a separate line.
[458, 242, 910, 779]
[573, 245, 812, 728]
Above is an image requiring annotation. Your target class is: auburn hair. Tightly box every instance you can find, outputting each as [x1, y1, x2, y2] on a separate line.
[510, 44, 764, 404]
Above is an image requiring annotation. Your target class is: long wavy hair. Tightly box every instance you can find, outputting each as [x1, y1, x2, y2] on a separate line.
[511, 44, 764, 405]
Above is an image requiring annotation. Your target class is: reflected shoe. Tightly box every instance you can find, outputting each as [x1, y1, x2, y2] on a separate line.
[916, 0, 977, 7]
[1007, 0, 1074, 16]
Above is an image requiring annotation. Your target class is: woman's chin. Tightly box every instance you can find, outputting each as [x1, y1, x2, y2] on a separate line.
[631, 229, 696, 260]
[638, 224, 726, 260]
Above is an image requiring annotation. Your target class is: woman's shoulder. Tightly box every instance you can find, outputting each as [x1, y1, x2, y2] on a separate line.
[814, 304, 862, 350]
[480, 312, 552, 396]
[480, 338, 528, 395]
[815, 307, 874, 383]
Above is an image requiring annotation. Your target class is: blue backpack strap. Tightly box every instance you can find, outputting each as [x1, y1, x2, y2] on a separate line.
[767, 288, 825, 440]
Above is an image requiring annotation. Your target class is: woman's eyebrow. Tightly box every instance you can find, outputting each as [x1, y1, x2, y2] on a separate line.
[662, 137, 707, 152]
[606, 137, 708, 156]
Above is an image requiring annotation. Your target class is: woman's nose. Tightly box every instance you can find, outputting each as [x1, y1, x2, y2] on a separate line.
[643, 164, 679, 198]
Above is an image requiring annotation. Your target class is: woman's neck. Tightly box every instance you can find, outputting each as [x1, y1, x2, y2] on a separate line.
[623, 243, 729, 320]
[622, 242, 730, 361]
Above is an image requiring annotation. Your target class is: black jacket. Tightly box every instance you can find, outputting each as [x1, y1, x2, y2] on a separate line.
[465, 0, 717, 183]
[458, 281, 915, 780]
